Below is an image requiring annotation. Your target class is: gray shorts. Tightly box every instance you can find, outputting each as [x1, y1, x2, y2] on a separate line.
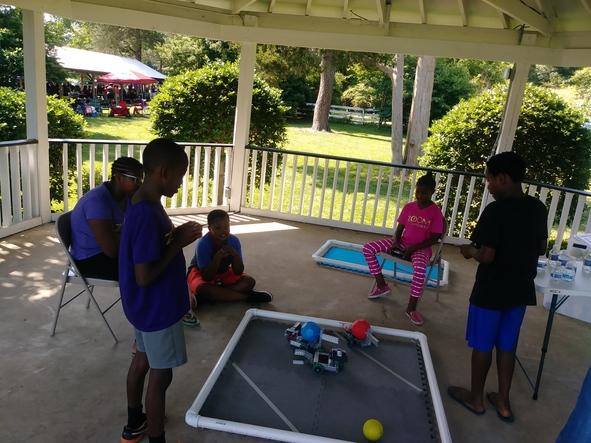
[135, 320, 187, 369]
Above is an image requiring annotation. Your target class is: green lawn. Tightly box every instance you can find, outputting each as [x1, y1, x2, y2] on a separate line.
[83, 117, 394, 161]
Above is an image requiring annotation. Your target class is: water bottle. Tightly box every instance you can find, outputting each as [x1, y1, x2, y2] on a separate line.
[563, 261, 576, 283]
[550, 263, 563, 281]
[549, 246, 560, 268]
[584, 252, 591, 275]
[558, 250, 570, 267]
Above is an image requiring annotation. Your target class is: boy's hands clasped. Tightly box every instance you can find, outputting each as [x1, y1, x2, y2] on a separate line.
[169, 222, 202, 248]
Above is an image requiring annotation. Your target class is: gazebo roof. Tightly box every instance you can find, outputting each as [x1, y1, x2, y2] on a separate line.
[12, 0, 591, 66]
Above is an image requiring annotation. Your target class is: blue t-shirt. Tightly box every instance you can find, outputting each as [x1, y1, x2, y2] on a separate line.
[118, 200, 189, 332]
[70, 183, 124, 260]
[191, 233, 242, 274]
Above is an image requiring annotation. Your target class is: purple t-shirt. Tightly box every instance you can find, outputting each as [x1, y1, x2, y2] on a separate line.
[118, 200, 189, 332]
[192, 233, 242, 274]
[70, 183, 124, 260]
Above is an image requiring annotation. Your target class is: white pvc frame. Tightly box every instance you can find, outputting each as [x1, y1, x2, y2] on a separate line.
[311, 239, 450, 287]
[186, 309, 452, 443]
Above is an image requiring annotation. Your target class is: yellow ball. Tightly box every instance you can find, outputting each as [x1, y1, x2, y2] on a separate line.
[363, 419, 384, 441]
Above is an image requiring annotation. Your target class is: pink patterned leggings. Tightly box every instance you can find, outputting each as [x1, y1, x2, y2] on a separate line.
[362, 238, 430, 298]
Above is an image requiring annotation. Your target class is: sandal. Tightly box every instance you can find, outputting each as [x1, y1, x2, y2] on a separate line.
[182, 311, 200, 327]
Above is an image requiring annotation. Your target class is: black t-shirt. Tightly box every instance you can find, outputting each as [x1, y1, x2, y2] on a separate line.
[469, 195, 547, 309]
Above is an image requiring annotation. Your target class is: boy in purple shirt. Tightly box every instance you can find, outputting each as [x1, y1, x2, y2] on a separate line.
[118, 139, 202, 443]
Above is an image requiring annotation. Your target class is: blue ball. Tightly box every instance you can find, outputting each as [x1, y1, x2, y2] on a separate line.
[301, 322, 321, 342]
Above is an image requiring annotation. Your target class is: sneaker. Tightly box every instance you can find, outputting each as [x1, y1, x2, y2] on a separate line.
[120, 419, 147, 443]
[182, 311, 200, 327]
[367, 285, 391, 299]
[406, 310, 424, 326]
[247, 290, 273, 303]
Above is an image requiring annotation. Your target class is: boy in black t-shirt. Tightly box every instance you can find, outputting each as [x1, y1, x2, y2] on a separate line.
[448, 152, 547, 423]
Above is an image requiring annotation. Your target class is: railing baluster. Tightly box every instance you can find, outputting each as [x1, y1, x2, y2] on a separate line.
[298, 157, 308, 215]
[349, 163, 362, 223]
[547, 189, 560, 237]
[202, 146, 211, 207]
[339, 162, 350, 222]
[89, 143, 95, 190]
[329, 160, 339, 220]
[408, 170, 417, 201]
[9, 146, 21, 223]
[249, 150, 258, 208]
[528, 184, 537, 197]
[382, 168, 394, 228]
[223, 147, 232, 207]
[0, 146, 11, 226]
[181, 146, 190, 208]
[127, 144, 134, 158]
[76, 143, 82, 200]
[212, 146, 222, 206]
[278, 154, 288, 212]
[115, 143, 121, 159]
[28, 144, 39, 217]
[394, 169, 406, 223]
[269, 152, 278, 211]
[288, 155, 298, 214]
[308, 157, 319, 217]
[460, 176, 476, 239]
[441, 174, 453, 216]
[555, 192, 573, 248]
[360, 164, 372, 224]
[538, 187, 549, 206]
[259, 150, 268, 210]
[62, 143, 69, 212]
[21, 144, 32, 220]
[567, 195, 586, 249]
[371, 166, 383, 227]
[241, 150, 249, 208]
[318, 158, 329, 218]
[102, 144, 109, 182]
[192, 146, 201, 208]
[448, 175, 465, 237]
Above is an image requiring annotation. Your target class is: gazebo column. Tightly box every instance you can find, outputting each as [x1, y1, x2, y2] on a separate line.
[229, 42, 256, 212]
[22, 9, 51, 222]
[495, 62, 530, 154]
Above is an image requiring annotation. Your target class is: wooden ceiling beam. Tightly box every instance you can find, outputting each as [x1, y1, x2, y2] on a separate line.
[481, 0, 552, 35]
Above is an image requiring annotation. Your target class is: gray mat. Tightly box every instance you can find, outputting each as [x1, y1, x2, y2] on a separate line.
[200, 319, 439, 442]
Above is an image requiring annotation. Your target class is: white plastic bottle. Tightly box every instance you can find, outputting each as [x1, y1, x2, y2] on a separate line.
[563, 261, 576, 283]
[558, 250, 570, 267]
[583, 252, 591, 275]
[549, 246, 560, 269]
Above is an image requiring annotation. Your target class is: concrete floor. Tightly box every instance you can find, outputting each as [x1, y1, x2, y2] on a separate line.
[1, 213, 589, 443]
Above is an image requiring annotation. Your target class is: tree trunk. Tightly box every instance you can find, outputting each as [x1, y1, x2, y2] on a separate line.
[389, 55, 404, 165]
[404, 56, 436, 166]
[312, 50, 337, 132]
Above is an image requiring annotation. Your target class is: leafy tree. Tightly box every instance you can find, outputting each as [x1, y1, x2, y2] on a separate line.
[150, 62, 287, 148]
[422, 85, 591, 190]
[0, 7, 67, 87]
[0, 86, 86, 204]
[154, 36, 239, 75]
[69, 22, 164, 64]
[570, 68, 591, 118]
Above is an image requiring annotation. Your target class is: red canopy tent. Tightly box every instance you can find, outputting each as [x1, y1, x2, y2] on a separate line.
[96, 70, 156, 85]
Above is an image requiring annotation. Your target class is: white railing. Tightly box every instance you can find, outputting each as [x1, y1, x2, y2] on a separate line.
[49, 139, 233, 216]
[305, 103, 383, 125]
[241, 147, 591, 247]
[0, 139, 42, 238]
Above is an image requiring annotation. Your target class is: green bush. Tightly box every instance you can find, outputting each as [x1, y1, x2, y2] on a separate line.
[0, 87, 86, 207]
[422, 85, 591, 190]
[150, 62, 288, 148]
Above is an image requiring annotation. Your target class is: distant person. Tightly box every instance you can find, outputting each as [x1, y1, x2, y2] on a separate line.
[448, 152, 547, 422]
[362, 172, 444, 326]
[118, 138, 202, 443]
[186, 209, 272, 307]
[70, 157, 143, 280]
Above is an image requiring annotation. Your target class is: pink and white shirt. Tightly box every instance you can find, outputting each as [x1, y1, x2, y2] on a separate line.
[398, 201, 445, 256]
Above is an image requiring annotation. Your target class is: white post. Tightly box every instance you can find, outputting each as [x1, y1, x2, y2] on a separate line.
[22, 10, 50, 222]
[229, 42, 256, 212]
[495, 62, 530, 154]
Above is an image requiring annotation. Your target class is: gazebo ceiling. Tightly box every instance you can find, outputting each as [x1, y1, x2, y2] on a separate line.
[9, 0, 591, 66]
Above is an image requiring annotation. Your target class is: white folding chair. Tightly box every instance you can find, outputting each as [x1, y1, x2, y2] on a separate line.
[51, 211, 120, 343]
[370, 224, 447, 301]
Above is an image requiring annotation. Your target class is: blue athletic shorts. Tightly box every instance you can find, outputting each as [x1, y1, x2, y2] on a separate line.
[466, 304, 527, 352]
[135, 320, 187, 369]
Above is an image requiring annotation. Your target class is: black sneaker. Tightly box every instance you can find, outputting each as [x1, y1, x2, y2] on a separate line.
[120, 418, 147, 443]
[247, 290, 273, 303]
